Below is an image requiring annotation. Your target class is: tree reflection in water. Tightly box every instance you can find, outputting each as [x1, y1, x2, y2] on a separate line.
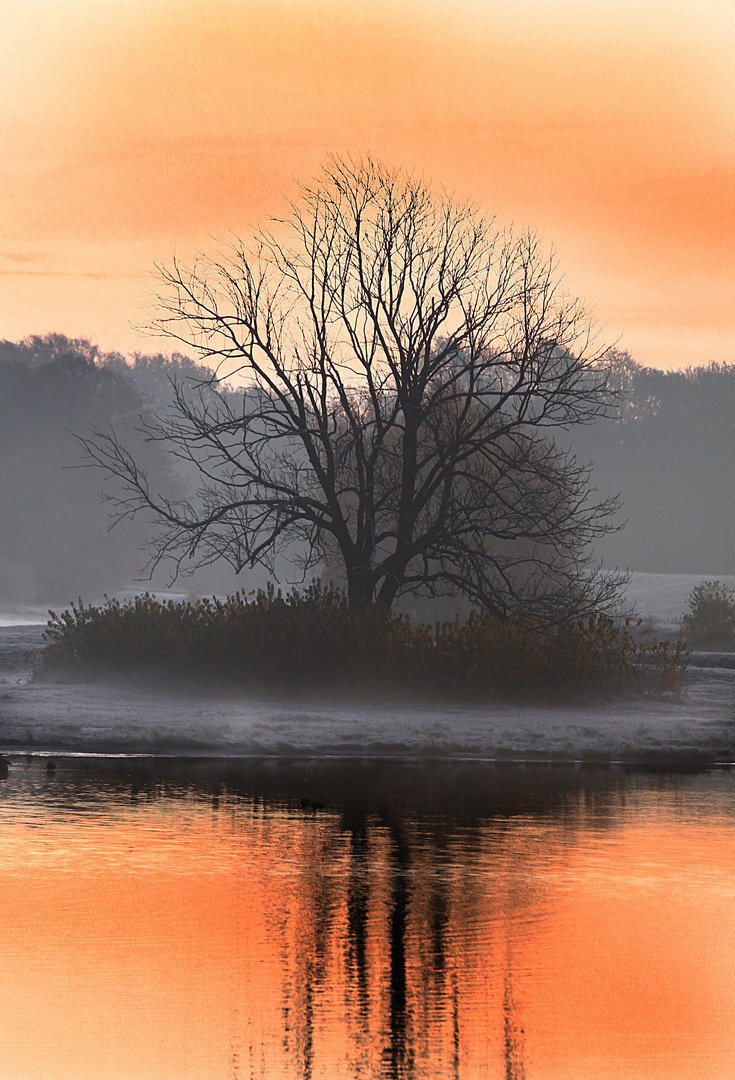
[1, 757, 731, 1079]
[386, 821, 411, 1079]
[254, 760, 588, 1078]
[503, 945, 527, 1080]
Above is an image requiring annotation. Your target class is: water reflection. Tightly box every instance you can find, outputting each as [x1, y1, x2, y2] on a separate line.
[0, 758, 733, 1078]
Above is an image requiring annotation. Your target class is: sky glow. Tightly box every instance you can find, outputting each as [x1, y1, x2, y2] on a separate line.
[0, 0, 733, 367]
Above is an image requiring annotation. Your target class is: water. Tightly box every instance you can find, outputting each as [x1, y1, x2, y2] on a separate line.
[0, 757, 733, 1079]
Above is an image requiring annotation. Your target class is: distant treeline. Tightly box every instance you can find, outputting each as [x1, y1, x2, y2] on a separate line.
[571, 350, 735, 575]
[0, 334, 251, 605]
[0, 335, 733, 606]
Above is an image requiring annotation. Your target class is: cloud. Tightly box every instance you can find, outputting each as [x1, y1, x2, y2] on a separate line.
[0, 251, 47, 265]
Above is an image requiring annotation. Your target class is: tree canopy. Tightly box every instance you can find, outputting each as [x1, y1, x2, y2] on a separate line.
[83, 158, 622, 620]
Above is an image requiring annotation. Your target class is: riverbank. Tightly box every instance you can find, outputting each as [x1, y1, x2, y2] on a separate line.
[1, 622, 733, 766]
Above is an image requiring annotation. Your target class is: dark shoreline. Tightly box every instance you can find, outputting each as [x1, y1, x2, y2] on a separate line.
[2, 752, 733, 824]
[2, 747, 733, 771]
[2, 623, 734, 771]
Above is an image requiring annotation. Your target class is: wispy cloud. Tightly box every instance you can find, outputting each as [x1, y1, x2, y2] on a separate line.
[0, 268, 143, 280]
[0, 250, 48, 264]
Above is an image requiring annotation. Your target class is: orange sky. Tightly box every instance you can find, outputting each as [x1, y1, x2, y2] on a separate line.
[1, 0, 734, 368]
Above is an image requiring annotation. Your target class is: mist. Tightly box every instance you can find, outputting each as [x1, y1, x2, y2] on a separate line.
[569, 350, 735, 576]
[1, 333, 734, 764]
[0, 335, 265, 610]
[2, 336, 734, 616]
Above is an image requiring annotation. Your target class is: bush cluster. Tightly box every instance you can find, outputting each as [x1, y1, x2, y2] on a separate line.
[37, 583, 686, 700]
[682, 580, 735, 646]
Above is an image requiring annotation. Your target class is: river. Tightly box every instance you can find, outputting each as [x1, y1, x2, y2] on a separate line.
[0, 755, 733, 1078]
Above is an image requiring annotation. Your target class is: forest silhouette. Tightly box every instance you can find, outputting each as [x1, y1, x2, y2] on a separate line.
[2, 335, 733, 606]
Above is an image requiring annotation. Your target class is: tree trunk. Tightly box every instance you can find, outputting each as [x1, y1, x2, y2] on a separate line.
[347, 565, 376, 608]
[376, 574, 401, 610]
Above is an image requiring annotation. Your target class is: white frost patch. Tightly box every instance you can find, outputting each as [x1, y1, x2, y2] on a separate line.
[0, 609, 49, 627]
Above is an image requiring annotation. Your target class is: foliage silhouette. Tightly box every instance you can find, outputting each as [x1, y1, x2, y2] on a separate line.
[682, 580, 735, 646]
[80, 158, 622, 622]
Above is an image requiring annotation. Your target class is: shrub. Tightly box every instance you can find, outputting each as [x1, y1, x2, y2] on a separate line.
[37, 583, 686, 700]
[682, 580, 735, 646]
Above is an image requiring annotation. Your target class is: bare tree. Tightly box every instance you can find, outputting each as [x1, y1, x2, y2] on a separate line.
[83, 157, 622, 620]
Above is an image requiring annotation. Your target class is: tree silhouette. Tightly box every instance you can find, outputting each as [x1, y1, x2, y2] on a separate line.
[82, 158, 621, 619]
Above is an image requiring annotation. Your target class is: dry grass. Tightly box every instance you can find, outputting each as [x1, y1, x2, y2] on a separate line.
[37, 583, 686, 700]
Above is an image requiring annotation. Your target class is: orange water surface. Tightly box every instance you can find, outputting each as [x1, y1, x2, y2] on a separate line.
[0, 759, 732, 1079]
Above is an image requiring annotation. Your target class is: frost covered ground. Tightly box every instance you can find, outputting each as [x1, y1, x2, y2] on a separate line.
[0, 574, 733, 764]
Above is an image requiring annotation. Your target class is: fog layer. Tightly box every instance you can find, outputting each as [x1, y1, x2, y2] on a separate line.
[0, 335, 258, 606]
[2, 336, 734, 609]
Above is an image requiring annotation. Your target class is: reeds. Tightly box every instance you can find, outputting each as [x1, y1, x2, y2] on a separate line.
[37, 582, 686, 700]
